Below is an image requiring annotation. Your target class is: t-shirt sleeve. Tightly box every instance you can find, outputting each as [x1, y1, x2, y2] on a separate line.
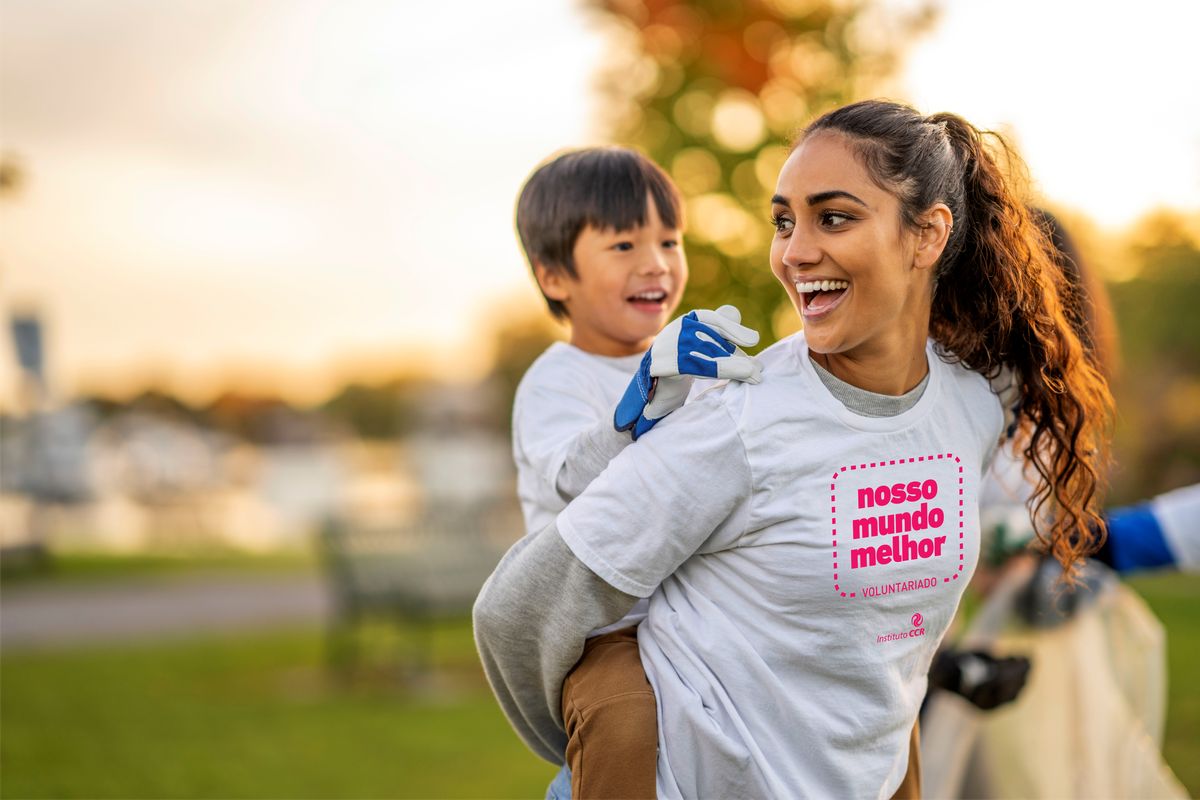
[1152, 482, 1200, 569]
[514, 376, 609, 489]
[988, 366, 1021, 442]
[557, 396, 754, 597]
[980, 366, 1019, 474]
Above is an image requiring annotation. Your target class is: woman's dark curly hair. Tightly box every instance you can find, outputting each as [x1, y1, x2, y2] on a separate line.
[802, 100, 1115, 579]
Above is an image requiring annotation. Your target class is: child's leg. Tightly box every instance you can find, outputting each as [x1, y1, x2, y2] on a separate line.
[560, 626, 657, 799]
[889, 720, 921, 800]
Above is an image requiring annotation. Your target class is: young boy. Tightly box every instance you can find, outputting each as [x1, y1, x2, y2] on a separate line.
[498, 147, 760, 798]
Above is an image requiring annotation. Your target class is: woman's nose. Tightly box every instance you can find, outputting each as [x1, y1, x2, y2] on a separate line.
[782, 228, 821, 269]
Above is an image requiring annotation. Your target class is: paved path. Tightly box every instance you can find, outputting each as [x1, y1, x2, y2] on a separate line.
[1, 572, 331, 650]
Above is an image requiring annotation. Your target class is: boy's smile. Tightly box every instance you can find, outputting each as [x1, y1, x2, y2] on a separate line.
[627, 287, 670, 314]
[541, 197, 687, 357]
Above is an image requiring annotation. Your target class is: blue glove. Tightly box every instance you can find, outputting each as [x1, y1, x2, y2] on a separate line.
[1095, 501, 1176, 573]
[614, 305, 762, 440]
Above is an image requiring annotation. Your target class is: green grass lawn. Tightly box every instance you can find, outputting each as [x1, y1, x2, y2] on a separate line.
[1, 551, 320, 585]
[1127, 571, 1200, 795]
[1, 571, 1196, 799]
[1, 619, 557, 799]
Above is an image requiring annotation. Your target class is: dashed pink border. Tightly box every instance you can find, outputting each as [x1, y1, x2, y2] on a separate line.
[830, 453, 964, 599]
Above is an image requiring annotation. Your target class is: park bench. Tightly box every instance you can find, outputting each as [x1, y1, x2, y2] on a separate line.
[318, 501, 513, 675]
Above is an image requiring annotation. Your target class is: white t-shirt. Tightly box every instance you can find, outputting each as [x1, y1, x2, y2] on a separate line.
[558, 332, 1004, 799]
[512, 341, 649, 634]
[978, 442, 1043, 556]
[1154, 483, 1200, 568]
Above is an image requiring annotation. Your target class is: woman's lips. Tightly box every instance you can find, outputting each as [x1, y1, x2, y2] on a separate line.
[796, 280, 849, 319]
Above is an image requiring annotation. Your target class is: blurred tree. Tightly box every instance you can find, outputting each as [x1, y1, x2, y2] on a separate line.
[128, 389, 207, 428]
[202, 390, 346, 444]
[320, 379, 425, 441]
[589, 0, 936, 342]
[483, 308, 565, 433]
[0, 153, 24, 197]
[79, 393, 133, 423]
[206, 391, 286, 442]
[1106, 211, 1200, 501]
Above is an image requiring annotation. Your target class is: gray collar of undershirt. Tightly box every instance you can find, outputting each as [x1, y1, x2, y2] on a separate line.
[809, 355, 929, 417]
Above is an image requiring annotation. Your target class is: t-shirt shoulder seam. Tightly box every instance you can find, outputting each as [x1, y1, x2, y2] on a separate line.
[712, 390, 757, 542]
[558, 516, 656, 598]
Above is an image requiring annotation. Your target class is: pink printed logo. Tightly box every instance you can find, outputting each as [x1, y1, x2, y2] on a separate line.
[876, 611, 929, 644]
[829, 453, 967, 600]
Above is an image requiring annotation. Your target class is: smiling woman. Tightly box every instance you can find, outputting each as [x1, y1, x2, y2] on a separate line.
[784, 100, 1114, 573]
[474, 100, 1114, 798]
[769, 134, 947, 396]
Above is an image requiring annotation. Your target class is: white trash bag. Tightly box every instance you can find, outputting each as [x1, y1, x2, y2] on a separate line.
[922, 558, 1187, 799]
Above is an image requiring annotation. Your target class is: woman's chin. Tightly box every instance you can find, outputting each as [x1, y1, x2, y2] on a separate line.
[803, 330, 839, 355]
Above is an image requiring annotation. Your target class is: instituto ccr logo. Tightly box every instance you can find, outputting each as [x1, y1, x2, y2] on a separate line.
[876, 613, 928, 645]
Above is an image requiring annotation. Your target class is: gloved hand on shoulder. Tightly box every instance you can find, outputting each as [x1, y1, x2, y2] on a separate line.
[614, 305, 762, 440]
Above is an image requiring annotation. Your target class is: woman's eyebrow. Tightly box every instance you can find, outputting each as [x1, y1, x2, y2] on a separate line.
[770, 194, 790, 207]
[806, 190, 869, 208]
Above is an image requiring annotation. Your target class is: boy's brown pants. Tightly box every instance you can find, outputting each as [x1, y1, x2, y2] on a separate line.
[561, 627, 658, 799]
[561, 626, 922, 799]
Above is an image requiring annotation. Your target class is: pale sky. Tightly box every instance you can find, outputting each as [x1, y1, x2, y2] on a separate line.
[1, 0, 608, 404]
[901, 0, 1200, 225]
[1, 0, 1197, 406]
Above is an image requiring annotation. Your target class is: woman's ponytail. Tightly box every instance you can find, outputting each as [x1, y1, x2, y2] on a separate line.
[805, 101, 1114, 580]
[933, 116, 1113, 578]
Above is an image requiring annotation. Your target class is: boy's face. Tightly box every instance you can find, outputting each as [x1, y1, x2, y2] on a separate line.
[540, 198, 687, 357]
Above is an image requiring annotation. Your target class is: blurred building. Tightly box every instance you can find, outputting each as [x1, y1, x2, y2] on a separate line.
[0, 385, 517, 557]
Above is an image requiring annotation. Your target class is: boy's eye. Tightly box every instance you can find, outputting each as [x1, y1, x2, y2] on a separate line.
[771, 214, 794, 234]
[662, 239, 679, 249]
[612, 241, 634, 252]
[819, 210, 855, 228]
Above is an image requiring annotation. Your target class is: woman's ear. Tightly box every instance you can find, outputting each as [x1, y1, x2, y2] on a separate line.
[534, 262, 571, 303]
[914, 204, 953, 271]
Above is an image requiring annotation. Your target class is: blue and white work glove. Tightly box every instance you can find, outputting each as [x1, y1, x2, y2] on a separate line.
[614, 305, 762, 440]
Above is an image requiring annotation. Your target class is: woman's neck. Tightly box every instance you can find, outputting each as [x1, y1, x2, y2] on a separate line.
[810, 331, 930, 396]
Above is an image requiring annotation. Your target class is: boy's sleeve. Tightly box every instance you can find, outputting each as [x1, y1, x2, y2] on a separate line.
[473, 521, 639, 763]
[553, 421, 631, 502]
[514, 378, 632, 504]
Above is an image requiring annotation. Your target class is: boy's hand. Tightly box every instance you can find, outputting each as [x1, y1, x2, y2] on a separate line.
[614, 305, 762, 440]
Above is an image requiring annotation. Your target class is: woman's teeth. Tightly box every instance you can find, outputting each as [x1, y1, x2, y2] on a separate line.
[794, 279, 849, 293]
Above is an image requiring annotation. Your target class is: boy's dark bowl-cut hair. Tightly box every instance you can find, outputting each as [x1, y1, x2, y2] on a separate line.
[516, 147, 683, 320]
